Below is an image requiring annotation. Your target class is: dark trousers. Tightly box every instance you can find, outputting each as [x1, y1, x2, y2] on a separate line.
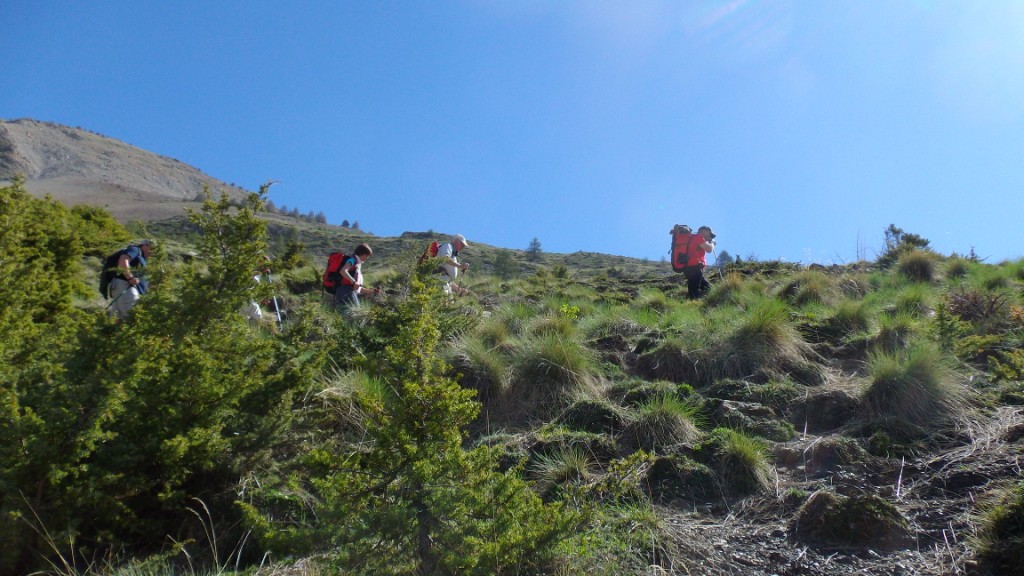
[683, 266, 710, 300]
[334, 284, 360, 307]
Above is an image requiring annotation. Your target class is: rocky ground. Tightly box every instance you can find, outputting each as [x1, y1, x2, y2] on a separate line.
[653, 405, 1023, 575]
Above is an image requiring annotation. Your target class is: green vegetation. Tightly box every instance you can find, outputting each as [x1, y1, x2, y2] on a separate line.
[2, 185, 1022, 575]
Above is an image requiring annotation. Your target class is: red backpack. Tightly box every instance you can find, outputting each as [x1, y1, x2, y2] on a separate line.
[417, 241, 439, 266]
[323, 251, 349, 294]
[670, 225, 697, 272]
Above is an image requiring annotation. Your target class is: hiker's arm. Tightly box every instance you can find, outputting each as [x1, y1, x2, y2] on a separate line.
[340, 262, 358, 285]
[700, 240, 715, 253]
[118, 253, 141, 286]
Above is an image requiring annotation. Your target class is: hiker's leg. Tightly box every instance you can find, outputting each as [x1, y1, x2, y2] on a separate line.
[698, 272, 711, 298]
[108, 278, 140, 319]
[684, 267, 701, 299]
[334, 285, 359, 308]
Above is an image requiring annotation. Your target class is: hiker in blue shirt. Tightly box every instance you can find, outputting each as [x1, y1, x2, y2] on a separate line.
[108, 239, 153, 320]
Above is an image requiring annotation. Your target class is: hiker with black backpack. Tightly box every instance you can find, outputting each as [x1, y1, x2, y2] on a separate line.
[103, 239, 154, 320]
[331, 243, 379, 308]
[670, 225, 716, 300]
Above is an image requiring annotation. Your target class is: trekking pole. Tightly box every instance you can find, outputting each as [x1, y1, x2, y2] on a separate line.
[104, 281, 139, 311]
[264, 272, 284, 327]
[712, 247, 725, 282]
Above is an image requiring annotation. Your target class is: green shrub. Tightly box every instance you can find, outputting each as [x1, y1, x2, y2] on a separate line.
[244, 276, 582, 575]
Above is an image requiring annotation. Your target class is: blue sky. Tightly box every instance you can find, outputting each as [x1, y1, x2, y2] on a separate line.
[3, 1, 1022, 264]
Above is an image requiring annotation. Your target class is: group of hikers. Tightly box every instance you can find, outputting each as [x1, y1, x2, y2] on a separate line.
[101, 233, 475, 320]
[102, 226, 718, 321]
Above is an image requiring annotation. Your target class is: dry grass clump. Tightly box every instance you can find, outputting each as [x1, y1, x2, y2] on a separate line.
[620, 394, 702, 453]
[791, 490, 914, 550]
[861, 344, 971, 440]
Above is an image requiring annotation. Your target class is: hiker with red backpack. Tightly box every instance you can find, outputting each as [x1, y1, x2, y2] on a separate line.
[326, 243, 379, 307]
[436, 234, 470, 297]
[670, 225, 716, 300]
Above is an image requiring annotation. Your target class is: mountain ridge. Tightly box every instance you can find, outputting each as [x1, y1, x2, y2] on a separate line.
[0, 118, 248, 222]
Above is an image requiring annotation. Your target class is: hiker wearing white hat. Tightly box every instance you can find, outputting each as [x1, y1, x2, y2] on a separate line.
[437, 234, 470, 297]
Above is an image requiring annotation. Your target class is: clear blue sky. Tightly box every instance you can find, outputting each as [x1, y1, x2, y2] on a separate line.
[3, 1, 1022, 264]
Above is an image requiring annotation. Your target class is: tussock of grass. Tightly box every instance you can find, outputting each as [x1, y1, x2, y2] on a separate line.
[830, 298, 874, 335]
[620, 394, 702, 453]
[697, 428, 775, 496]
[703, 272, 754, 308]
[579, 305, 649, 341]
[475, 314, 515, 350]
[525, 313, 577, 337]
[892, 283, 935, 316]
[450, 335, 510, 403]
[838, 274, 872, 298]
[711, 298, 825, 385]
[531, 447, 595, 497]
[503, 332, 602, 422]
[779, 270, 835, 307]
[972, 481, 1024, 574]
[944, 256, 972, 279]
[635, 335, 703, 384]
[633, 287, 676, 313]
[555, 397, 628, 435]
[871, 311, 920, 353]
[861, 344, 971, 440]
[897, 249, 939, 283]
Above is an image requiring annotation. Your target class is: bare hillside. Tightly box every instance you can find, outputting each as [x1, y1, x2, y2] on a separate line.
[0, 118, 247, 221]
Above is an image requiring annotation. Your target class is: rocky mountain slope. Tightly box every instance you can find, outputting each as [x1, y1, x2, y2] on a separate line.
[0, 118, 247, 222]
